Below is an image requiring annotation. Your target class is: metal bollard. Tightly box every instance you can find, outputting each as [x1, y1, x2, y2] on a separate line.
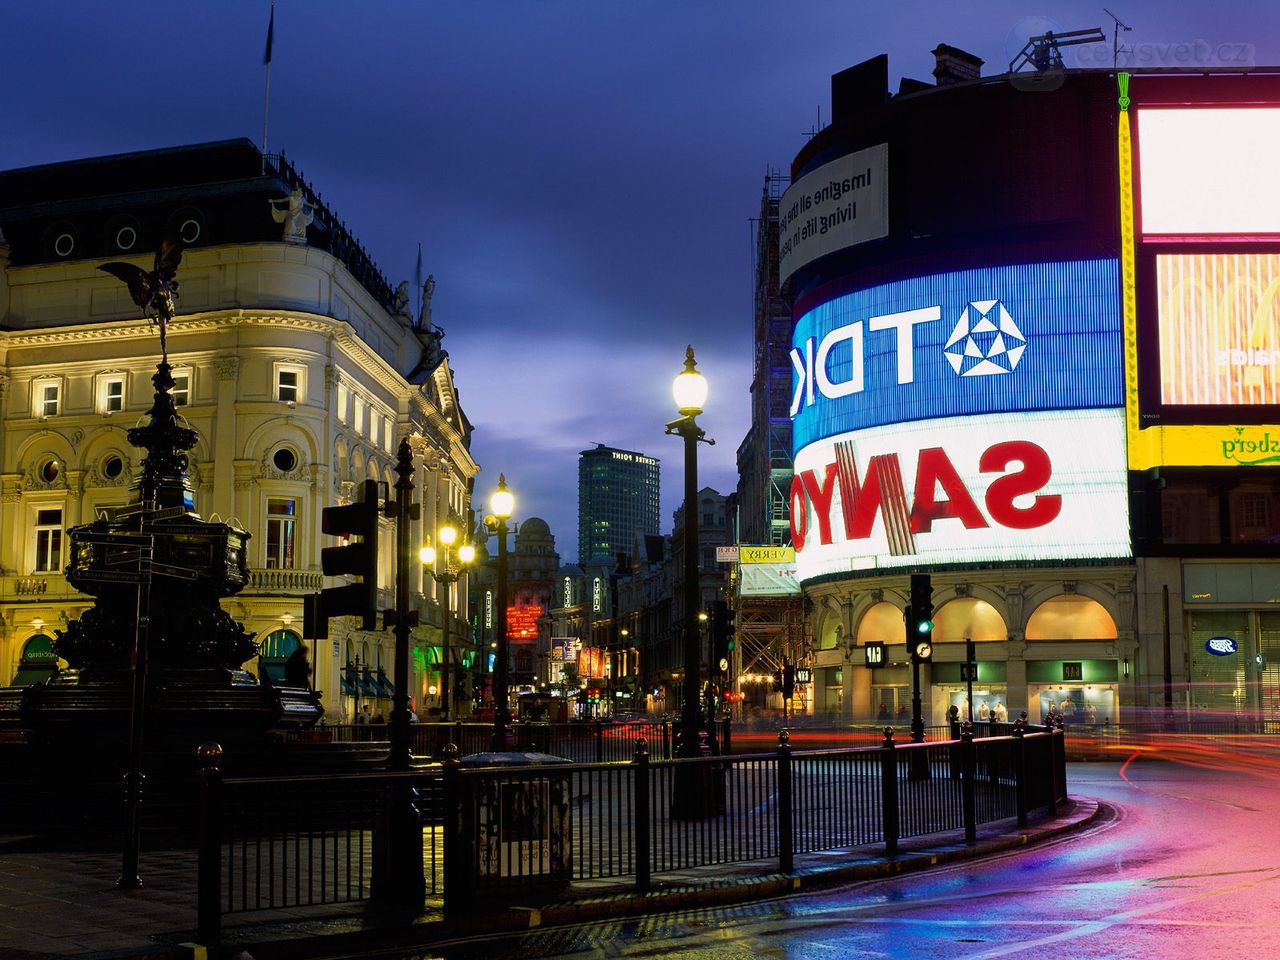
[441, 743, 462, 918]
[777, 729, 793, 874]
[633, 737, 651, 891]
[880, 726, 899, 857]
[195, 742, 224, 947]
[960, 722, 976, 843]
[1012, 720, 1028, 827]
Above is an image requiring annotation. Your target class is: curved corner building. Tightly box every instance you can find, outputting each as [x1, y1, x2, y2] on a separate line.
[784, 53, 1280, 727]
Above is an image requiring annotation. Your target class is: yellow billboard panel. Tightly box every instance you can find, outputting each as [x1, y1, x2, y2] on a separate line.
[1156, 253, 1280, 407]
[739, 545, 796, 564]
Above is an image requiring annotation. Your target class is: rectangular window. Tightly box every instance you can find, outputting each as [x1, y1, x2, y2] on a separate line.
[34, 508, 63, 573]
[383, 417, 393, 452]
[277, 368, 301, 404]
[171, 371, 190, 407]
[103, 377, 124, 413]
[337, 384, 349, 424]
[34, 380, 60, 418]
[370, 415, 380, 447]
[266, 498, 297, 569]
[354, 397, 366, 436]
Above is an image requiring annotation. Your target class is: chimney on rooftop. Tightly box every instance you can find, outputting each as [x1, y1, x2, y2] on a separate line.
[932, 43, 983, 85]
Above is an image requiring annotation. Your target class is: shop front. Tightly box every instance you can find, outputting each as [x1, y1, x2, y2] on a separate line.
[930, 662, 1008, 725]
[1026, 659, 1120, 725]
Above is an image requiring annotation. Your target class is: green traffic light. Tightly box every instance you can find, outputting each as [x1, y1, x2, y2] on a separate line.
[917, 619, 933, 634]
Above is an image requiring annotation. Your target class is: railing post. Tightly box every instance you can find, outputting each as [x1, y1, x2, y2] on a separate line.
[196, 742, 224, 947]
[879, 727, 899, 857]
[960, 722, 977, 843]
[595, 719, 604, 763]
[1054, 727, 1064, 808]
[633, 737, 651, 891]
[441, 743, 462, 918]
[1012, 718, 1028, 828]
[777, 729, 793, 874]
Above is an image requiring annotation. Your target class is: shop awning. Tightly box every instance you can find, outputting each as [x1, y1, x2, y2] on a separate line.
[9, 666, 54, 688]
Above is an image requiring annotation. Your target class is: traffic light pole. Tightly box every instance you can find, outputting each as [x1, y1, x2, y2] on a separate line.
[371, 438, 424, 918]
[390, 440, 414, 773]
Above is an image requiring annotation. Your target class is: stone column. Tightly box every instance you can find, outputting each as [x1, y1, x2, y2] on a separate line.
[211, 357, 240, 520]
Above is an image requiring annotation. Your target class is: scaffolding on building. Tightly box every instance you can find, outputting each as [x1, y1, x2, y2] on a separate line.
[732, 166, 809, 711]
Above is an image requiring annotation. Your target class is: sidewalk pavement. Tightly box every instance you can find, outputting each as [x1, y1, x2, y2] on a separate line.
[0, 797, 1102, 960]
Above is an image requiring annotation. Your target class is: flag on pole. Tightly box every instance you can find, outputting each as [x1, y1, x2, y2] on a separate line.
[263, 4, 275, 65]
[414, 243, 423, 325]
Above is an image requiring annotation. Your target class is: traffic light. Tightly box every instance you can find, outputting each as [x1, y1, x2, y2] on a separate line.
[454, 669, 469, 701]
[710, 600, 735, 673]
[783, 662, 795, 699]
[320, 478, 380, 630]
[909, 573, 933, 662]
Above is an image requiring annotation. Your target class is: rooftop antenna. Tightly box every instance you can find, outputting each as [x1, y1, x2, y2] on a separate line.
[1104, 8, 1133, 70]
[802, 105, 822, 141]
[1009, 26, 1106, 74]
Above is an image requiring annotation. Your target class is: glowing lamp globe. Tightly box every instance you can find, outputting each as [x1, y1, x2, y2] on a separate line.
[672, 345, 707, 416]
[419, 545, 436, 565]
[458, 543, 476, 564]
[491, 473, 514, 519]
[439, 525, 458, 546]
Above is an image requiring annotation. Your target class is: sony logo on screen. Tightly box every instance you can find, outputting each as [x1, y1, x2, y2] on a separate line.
[790, 438, 1059, 555]
[791, 299, 1026, 416]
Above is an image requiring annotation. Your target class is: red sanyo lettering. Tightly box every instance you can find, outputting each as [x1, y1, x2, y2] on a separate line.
[980, 440, 1061, 528]
[790, 440, 1059, 552]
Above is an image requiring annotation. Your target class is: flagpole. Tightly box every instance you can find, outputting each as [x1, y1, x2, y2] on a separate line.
[415, 242, 423, 322]
[261, 1, 275, 173]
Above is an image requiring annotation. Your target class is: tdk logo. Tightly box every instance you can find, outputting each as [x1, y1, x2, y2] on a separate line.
[791, 299, 1026, 415]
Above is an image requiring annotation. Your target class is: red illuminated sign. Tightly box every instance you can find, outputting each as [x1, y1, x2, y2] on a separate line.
[506, 603, 542, 642]
[790, 439, 1059, 553]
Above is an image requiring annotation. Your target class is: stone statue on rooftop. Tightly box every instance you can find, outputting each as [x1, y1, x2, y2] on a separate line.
[392, 280, 412, 321]
[269, 189, 315, 244]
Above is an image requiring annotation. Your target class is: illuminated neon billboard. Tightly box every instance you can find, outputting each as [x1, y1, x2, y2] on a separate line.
[791, 410, 1130, 578]
[790, 258, 1127, 576]
[791, 259, 1123, 450]
[1123, 84, 1280, 467]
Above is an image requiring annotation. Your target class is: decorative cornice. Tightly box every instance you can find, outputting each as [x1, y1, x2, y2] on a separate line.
[1, 310, 335, 348]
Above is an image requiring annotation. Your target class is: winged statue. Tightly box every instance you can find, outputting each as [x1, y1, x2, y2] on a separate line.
[98, 236, 183, 361]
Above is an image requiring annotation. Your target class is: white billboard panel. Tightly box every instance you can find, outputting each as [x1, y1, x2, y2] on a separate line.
[778, 143, 888, 285]
[1138, 108, 1280, 235]
[739, 562, 801, 597]
[791, 410, 1130, 580]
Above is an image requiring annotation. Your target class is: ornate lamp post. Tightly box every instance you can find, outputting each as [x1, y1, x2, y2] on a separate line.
[666, 346, 713, 761]
[486, 475, 515, 750]
[419, 524, 476, 721]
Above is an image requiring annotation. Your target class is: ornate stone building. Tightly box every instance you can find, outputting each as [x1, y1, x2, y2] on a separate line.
[0, 140, 478, 720]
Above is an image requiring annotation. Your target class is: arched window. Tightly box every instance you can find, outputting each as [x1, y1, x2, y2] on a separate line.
[11, 634, 57, 686]
[258, 628, 301, 684]
[856, 601, 906, 645]
[1026, 595, 1118, 640]
[933, 598, 1007, 642]
[816, 615, 842, 651]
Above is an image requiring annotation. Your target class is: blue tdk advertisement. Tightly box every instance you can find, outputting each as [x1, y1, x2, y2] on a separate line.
[791, 259, 1124, 450]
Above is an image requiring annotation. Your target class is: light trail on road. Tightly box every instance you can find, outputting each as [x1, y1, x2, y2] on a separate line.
[350, 759, 1279, 960]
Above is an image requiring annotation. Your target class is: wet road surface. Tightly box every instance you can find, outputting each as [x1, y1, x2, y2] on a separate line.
[371, 754, 1280, 960]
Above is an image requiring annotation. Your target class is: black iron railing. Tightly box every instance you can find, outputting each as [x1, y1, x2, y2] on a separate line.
[196, 725, 1068, 943]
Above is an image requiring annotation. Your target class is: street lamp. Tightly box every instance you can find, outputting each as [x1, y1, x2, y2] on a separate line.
[419, 522, 476, 721]
[485, 474, 515, 750]
[666, 345, 714, 764]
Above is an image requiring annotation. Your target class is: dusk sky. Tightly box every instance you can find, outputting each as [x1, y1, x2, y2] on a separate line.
[5, 1, 1279, 558]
